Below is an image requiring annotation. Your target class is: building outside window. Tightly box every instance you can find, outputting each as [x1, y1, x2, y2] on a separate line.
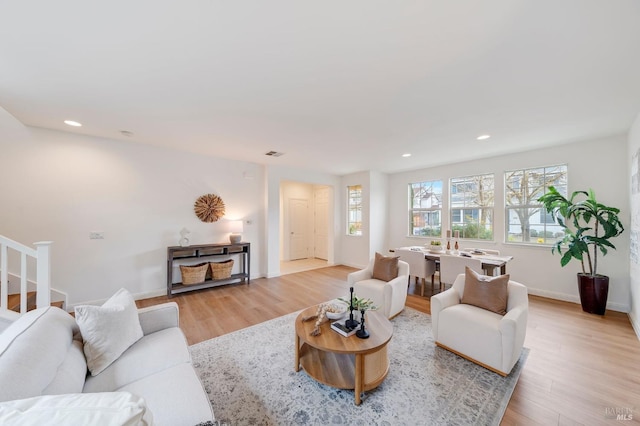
[450, 174, 494, 240]
[408, 180, 443, 237]
[347, 185, 362, 236]
[505, 164, 568, 244]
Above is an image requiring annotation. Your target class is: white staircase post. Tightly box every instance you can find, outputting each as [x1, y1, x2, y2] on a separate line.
[34, 241, 52, 308]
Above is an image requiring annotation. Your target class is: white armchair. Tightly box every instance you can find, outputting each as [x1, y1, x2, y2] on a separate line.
[431, 273, 528, 376]
[347, 258, 410, 319]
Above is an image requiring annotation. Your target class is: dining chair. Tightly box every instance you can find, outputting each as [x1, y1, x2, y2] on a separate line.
[395, 248, 437, 296]
[462, 248, 501, 275]
[438, 254, 483, 289]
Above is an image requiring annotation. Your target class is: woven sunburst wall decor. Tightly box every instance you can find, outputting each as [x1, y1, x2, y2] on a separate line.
[194, 193, 226, 223]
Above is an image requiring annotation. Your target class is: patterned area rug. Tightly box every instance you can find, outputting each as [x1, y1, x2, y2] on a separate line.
[190, 307, 528, 425]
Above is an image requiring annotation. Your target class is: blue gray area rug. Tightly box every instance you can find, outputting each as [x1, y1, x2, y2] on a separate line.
[190, 307, 527, 425]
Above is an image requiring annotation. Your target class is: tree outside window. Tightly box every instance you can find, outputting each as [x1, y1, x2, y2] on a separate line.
[408, 180, 442, 237]
[505, 164, 567, 244]
[450, 174, 494, 240]
[347, 185, 362, 236]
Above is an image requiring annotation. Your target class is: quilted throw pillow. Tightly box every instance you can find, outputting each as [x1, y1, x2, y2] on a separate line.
[75, 288, 143, 376]
[461, 267, 509, 315]
[372, 252, 399, 282]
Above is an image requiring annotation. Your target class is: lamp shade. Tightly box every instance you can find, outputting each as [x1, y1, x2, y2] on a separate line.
[228, 220, 244, 234]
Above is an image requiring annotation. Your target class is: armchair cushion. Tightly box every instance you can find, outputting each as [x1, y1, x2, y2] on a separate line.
[461, 267, 509, 315]
[372, 252, 399, 282]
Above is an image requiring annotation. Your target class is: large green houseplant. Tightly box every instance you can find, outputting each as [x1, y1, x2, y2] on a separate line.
[538, 186, 624, 314]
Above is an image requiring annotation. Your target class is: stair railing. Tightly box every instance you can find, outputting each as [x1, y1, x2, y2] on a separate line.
[0, 236, 52, 315]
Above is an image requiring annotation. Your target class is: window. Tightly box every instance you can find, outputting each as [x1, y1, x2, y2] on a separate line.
[505, 164, 567, 244]
[449, 174, 494, 240]
[347, 185, 362, 236]
[408, 180, 443, 237]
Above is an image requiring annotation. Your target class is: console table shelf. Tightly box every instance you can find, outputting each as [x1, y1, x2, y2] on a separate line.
[167, 242, 250, 297]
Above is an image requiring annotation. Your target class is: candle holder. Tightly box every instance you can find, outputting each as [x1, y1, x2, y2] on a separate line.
[345, 287, 359, 330]
[454, 239, 459, 255]
[356, 309, 370, 339]
[446, 239, 451, 254]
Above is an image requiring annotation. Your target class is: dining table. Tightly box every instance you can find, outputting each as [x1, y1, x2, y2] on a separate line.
[392, 247, 514, 275]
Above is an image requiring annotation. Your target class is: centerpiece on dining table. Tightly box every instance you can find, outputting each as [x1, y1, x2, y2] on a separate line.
[428, 240, 443, 253]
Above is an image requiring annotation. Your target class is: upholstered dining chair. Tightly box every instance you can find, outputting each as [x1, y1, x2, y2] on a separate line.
[347, 255, 410, 319]
[395, 248, 437, 296]
[462, 248, 501, 275]
[438, 254, 482, 289]
[431, 271, 529, 376]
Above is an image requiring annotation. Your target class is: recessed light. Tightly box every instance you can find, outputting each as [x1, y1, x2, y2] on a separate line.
[402, 153, 412, 158]
[64, 120, 82, 127]
[476, 134, 491, 140]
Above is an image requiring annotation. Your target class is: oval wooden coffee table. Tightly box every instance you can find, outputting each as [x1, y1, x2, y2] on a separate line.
[294, 305, 393, 405]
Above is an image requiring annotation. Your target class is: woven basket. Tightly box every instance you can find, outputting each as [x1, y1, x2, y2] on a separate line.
[179, 262, 209, 285]
[210, 259, 234, 280]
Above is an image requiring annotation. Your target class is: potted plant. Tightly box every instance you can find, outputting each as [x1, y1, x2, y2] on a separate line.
[538, 186, 624, 315]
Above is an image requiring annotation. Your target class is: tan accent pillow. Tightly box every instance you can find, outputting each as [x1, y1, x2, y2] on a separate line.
[372, 252, 399, 282]
[461, 267, 509, 315]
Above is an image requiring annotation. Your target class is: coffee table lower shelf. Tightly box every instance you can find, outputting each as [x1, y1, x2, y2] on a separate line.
[297, 342, 389, 404]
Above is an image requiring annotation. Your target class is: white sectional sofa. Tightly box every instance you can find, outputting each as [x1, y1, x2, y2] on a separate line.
[0, 303, 214, 425]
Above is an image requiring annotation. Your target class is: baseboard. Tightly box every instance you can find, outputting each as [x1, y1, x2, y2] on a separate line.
[527, 287, 629, 313]
[629, 311, 640, 340]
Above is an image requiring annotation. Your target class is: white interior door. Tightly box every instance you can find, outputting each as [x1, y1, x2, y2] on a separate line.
[314, 187, 329, 260]
[289, 198, 309, 260]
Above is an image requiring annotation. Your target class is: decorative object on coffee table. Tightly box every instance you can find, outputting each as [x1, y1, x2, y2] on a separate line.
[194, 193, 226, 223]
[356, 309, 369, 339]
[344, 287, 359, 330]
[302, 302, 347, 336]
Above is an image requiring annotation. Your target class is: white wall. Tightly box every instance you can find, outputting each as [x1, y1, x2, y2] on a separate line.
[388, 135, 631, 312]
[628, 112, 640, 335]
[1, 117, 265, 307]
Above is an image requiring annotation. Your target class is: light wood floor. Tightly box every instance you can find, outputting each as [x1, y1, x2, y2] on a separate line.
[137, 266, 640, 426]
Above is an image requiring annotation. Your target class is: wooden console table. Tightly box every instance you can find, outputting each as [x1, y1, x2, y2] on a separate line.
[166, 242, 250, 297]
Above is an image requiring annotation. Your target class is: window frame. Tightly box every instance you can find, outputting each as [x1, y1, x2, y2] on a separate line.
[408, 179, 443, 238]
[449, 173, 495, 241]
[504, 164, 568, 245]
[346, 184, 362, 236]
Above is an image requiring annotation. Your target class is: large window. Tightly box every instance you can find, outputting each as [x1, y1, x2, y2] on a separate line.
[409, 180, 443, 237]
[505, 164, 567, 244]
[347, 185, 362, 236]
[450, 174, 494, 240]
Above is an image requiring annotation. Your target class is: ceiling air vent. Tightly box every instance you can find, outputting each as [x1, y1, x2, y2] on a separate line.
[265, 151, 284, 157]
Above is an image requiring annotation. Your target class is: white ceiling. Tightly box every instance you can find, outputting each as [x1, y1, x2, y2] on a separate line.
[2, 1, 640, 175]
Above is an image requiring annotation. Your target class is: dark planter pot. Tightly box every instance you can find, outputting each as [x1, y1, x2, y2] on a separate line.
[577, 273, 609, 315]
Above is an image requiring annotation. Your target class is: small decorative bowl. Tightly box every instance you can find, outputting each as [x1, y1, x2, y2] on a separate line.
[325, 302, 348, 320]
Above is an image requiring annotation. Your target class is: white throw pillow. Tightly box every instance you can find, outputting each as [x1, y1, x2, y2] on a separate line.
[75, 288, 143, 376]
[0, 391, 153, 426]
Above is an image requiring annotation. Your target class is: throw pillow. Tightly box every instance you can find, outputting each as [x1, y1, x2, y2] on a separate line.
[461, 267, 509, 315]
[372, 252, 399, 282]
[75, 288, 143, 376]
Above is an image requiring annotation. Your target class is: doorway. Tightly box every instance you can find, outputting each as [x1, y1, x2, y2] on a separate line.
[280, 181, 331, 275]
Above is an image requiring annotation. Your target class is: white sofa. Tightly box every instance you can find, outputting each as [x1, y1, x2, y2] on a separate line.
[431, 273, 528, 376]
[0, 304, 214, 425]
